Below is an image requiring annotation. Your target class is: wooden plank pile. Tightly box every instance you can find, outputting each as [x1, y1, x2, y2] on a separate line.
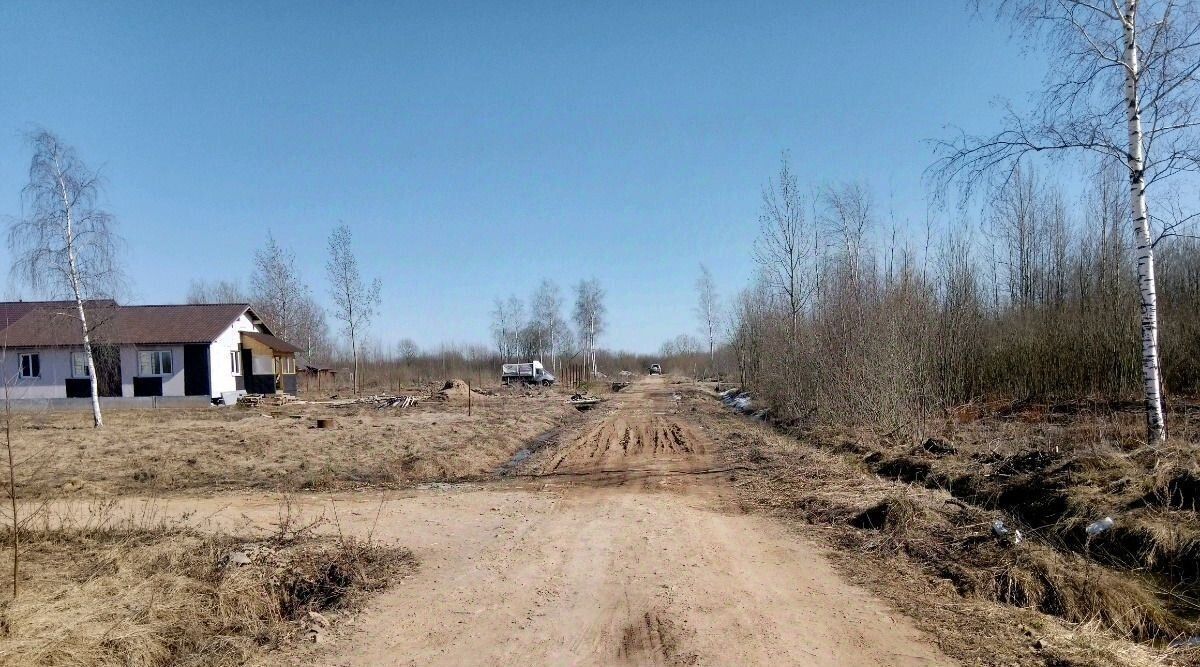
[568, 393, 603, 411]
[376, 395, 418, 409]
[237, 393, 295, 407]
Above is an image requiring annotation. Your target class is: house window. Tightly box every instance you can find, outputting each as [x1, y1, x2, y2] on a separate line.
[272, 356, 296, 375]
[72, 352, 90, 377]
[18, 353, 40, 379]
[230, 350, 241, 375]
[138, 350, 173, 376]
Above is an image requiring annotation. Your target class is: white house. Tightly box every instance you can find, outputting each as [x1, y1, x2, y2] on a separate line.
[0, 301, 300, 401]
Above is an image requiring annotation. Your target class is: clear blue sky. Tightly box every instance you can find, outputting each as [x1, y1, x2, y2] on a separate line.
[0, 1, 1046, 353]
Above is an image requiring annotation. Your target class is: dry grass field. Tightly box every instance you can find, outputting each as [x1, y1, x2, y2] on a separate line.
[4, 380, 1199, 666]
[9, 389, 577, 498]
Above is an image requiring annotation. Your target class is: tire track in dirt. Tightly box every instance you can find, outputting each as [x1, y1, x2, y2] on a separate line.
[617, 608, 697, 666]
[544, 414, 709, 474]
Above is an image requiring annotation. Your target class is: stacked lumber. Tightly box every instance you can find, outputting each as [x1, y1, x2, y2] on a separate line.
[237, 393, 295, 407]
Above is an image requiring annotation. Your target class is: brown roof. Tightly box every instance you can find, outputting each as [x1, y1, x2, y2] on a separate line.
[241, 331, 302, 354]
[0, 300, 117, 335]
[0, 302, 252, 347]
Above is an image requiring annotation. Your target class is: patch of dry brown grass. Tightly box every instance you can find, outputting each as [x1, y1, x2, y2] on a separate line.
[704, 400, 1196, 666]
[11, 395, 576, 498]
[0, 503, 414, 667]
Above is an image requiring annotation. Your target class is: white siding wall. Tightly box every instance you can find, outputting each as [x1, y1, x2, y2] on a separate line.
[208, 313, 257, 398]
[1, 349, 75, 399]
[119, 346, 137, 397]
[122, 345, 186, 396]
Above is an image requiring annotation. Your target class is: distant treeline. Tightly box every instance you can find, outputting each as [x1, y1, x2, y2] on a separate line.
[312, 342, 661, 392]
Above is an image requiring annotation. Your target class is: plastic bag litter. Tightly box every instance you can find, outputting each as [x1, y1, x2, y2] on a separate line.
[1085, 516, 1114, 536]
[992, 519, 1023, 545]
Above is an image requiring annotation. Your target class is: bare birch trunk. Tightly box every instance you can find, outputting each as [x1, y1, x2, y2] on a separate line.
[349, 311, 358, 396]
[58, 173, 102, 428]
[4, 372, 17, 596]
[1123, 1, 1167, 444]
[589, 315, 596, 376]
[74, 298, 102, 425]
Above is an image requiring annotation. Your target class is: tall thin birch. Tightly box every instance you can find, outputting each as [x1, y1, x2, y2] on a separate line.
[695, 264, 721, 375]
[8, 131, 122, 428]
[572, 279, 606, 376]
[326, 224, 381, 395]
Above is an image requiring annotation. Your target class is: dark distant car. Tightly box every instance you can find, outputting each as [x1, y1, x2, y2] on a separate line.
[649, 364, 662, 375]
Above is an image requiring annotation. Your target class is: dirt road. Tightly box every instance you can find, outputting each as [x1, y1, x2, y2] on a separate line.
[162, 379, 953, 665]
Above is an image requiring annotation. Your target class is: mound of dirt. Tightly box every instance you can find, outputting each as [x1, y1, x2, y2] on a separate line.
[436, 379, 470, 400]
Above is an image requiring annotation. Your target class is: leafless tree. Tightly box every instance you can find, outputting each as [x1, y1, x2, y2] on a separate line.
[933, 0, 1200, 444]
[573, 279, 606, 375]
[695, 264, 721, 375]
[490, 295, 525, 361]
[250, 233, 309, 342]
[755, 155, 813, 333]
[396, 338, 420, 378]
[396, 338, 420, 362]
[660, 333, 703, 357]
[7, 130, 123, 428]
[531, 280, 566, 371]
[191, 266, 327, 359]
[292, 294, 331, 361]
[821, 182, 874, 285]
[326, 224, 382, 395]
[186, 279, 247, 304]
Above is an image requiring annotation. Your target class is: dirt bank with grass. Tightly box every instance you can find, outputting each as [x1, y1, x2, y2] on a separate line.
[708, 389, 1200, 666]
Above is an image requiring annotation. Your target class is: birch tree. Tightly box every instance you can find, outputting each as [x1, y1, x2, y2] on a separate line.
[291, 295, 331, 361]
[934, 0, 1200, 444]
[755, 155, 812, 333]
[531, 280, 565, 371]
[250, 233, 308, 342]
[695, 264, 721, 375]
[326, 224, 381, 395]
[8, 131, 122, 428]
[490, 296, 525, 361]
[572, 279, 606, 375]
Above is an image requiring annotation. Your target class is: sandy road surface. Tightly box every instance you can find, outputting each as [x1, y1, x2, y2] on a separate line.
[130, 379, 952, 665]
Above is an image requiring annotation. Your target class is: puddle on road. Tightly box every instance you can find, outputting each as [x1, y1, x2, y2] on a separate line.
[497, 426, 562, 476]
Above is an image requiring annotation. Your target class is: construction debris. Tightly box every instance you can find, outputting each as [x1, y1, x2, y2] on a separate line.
[569, 393, 603, 411]
[377, 395, 418, 409]
[237, 393, 296, 408]
[320, 394, 419, 409]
